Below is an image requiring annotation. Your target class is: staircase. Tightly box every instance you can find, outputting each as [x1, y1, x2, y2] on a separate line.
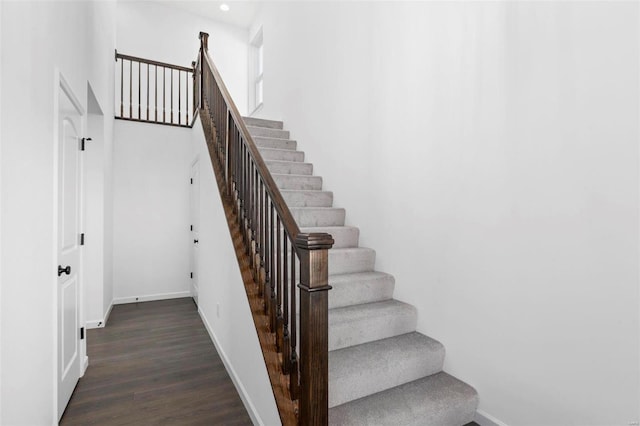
[243, 116, 479, 425]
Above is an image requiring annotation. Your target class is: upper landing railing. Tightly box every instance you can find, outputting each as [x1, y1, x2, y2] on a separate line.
[115, 50, 196, 127]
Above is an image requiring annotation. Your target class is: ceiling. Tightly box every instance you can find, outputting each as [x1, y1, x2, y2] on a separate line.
[156, 1, 260, 29]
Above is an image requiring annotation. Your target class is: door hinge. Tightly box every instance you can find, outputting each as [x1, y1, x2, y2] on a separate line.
[80, 137, 92, 151]
[190, 178, 193, 184]
[80, 327, 85, 340]
[80, 233, 85, 245]
[190, 225, 193, 231]
[190, 272, 193, 279]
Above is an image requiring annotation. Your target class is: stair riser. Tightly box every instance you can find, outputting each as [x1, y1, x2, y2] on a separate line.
[329, 303, 417, 351]
[282, 191, 333, 208]
[254, 137, 297, 151]
[329, 274, 395, 309]
[243, 117, 283, 129]
[247, 126, 290, 139]
[266, 161, 313, 175]
[259, 148, 304, 162]
[274, 175, 322, 191]
[291, 208, 345, 227]
[329, 249, 375, 275]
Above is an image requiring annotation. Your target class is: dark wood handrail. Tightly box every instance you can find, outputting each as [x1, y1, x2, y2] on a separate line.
[198, 37, 302, 247]
[195, 31, 332, 425]
[115, 51, 193, 73]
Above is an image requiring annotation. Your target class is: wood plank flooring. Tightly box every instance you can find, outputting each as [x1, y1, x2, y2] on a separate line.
[60, 298, 252, 426]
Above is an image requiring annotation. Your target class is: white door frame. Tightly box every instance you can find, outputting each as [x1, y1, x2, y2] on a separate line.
[190, 157, 200, 305]
[53, 70, 87, 421]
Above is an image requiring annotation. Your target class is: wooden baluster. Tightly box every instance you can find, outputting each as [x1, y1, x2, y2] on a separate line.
[178, 70, 182, 125]
[263, 186, 269, 299]
[170, 69, 174, 124]
[273, 217, 281, 333]
[242, 143, 247, 228]
[253, 168, 259, 277]
[295, 233, 334, 423]
[264, 199, 271, 313]
[244, 147, 249, 250]
[155, 65, 158, 122]
[226, 113, 232, 195]
[267, 203, 275, 317]
[119, 57, 123, 117]
[186, 68, 190, 124]
[146, 63, 149, 120]
[191, 61, 196, 121]
[163, 67, 166, 123]
[289, 244, 299, 400]
[246, 156, 252, 260]
[129, 60, 133, 118]
[258, 180, 265, 296]
[138, 61, 141, 119]
[249, 164, 255, 271]
[277, 236, 286, 353]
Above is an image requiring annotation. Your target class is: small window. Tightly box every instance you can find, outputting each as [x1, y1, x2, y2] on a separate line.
[250, 28, 263, 113]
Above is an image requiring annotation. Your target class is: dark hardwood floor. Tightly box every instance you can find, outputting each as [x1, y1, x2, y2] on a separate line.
[60, 298, 252, 425]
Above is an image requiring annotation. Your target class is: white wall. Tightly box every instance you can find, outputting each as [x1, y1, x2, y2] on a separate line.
[250, 2, 639, 425]
[0, 0, 116, 423]
[117, 1, 249, 114]
[112, 120, 192, 302]
[191, 118, 281, 425]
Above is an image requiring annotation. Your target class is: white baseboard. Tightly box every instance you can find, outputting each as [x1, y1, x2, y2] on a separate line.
[112, 291, 191, 305]
[86, 302, 114, 329]
[198, 309, 264, 426]
[476, 409, 509, 426]
[81, 356, 89, 376]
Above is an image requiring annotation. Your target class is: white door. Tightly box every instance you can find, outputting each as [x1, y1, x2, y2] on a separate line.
[57, 84, 83, 419]
[190, 161, 200, 305]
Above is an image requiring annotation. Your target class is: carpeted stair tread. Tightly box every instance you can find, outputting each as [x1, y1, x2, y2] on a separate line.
[290, 207, 346, 227]
[246, 125, 290, 139]
[329, 372, 478, 426]
[328, 271, 395, 309]
[282, 190, 333, 207]
[329, 300, 417, 351]
[266, 160, 313, 175]
[259, 147, 304, 162]
[273, 173, 322, 190]
[253, 136, 297, 151]
[329, 332, 445, 408]
[300, 226, 359, 248]
[243, 116, 283, 129]
[328, 248, 376, 275]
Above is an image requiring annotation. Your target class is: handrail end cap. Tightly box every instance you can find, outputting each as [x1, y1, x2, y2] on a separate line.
[295, 233, 334, 250]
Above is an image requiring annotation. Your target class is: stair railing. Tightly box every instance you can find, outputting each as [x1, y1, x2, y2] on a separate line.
[195, 32, 333, 425]
[115, 50, 195, 127]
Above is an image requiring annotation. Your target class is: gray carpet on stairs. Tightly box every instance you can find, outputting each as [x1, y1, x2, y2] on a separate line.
[245, 117, 478, 426]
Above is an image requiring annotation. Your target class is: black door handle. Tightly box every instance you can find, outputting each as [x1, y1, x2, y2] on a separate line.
[58, 265, 71, 277]
[194, 239, 199, 244]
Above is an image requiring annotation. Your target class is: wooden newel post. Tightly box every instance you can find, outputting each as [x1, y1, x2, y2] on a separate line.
[198, 32, 209, 109]
[191, 60, 197, 113]
[295, 232, 334, 426]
